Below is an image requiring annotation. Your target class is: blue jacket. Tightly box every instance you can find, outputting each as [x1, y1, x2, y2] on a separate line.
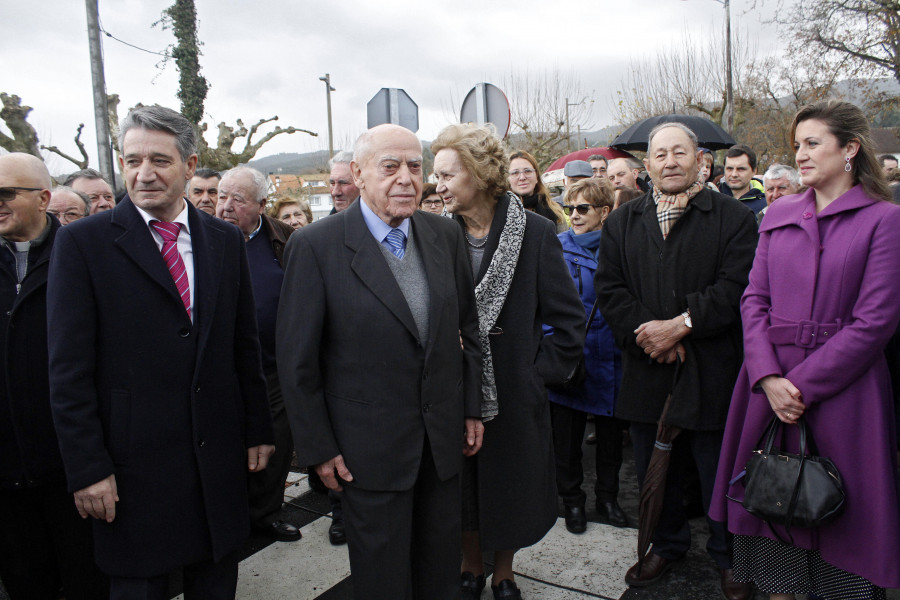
[546, 230, 621, 415]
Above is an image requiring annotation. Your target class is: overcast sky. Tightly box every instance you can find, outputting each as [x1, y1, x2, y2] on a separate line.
[2, 0, 782, 175]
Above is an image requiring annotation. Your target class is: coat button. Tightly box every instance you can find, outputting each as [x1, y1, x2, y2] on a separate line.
[179, 329, 190, 338]
[194, 385, 201, 393]
[198, 440, 205, 448]
[423, 403, 430, 413]
[802, 212, 813, 219]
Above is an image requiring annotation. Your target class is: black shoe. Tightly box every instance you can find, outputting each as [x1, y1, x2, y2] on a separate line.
[255, 519, 301, 542]
[564, 505, 587, 534]
[491, 579, 522, 599]
[461, 571, 486, 599]
[328, 518, 347, 545]
[597, 500, 628, 528]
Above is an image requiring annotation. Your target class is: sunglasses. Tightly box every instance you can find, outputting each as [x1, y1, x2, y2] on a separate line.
[0, 187, 42, 202]
[563, 204, 598, 216]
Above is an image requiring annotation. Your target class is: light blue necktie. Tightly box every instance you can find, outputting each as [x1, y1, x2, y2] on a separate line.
[385, 228, 406, 259]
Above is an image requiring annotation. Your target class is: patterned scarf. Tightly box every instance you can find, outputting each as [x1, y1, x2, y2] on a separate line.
[474, 192, 526, 421]
[654, 181, 702, 239]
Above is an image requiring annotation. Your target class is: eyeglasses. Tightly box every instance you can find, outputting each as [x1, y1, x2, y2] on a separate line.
[47, 209, 85, 222]
[509, 169, 536, 178]
[421, 199, 444, 207]
[0, 187, 43, 202]
[563, 204, 599, 216]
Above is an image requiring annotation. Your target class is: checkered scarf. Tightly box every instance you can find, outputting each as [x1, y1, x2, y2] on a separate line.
[654, 181, 702, 239]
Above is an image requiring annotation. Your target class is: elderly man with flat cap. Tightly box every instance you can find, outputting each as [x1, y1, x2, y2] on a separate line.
[0, 153, 107, 599]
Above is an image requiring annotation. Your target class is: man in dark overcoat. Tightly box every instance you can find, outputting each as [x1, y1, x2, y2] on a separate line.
[0, 153, 107, 598]
[595, 123, 758, 600]
[48, 105, 275, 600]
[276, 124, 483, 600]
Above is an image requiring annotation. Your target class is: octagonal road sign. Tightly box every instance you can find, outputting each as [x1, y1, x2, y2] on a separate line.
[367, 88, 419, 132]
[460, 83, 511, 139]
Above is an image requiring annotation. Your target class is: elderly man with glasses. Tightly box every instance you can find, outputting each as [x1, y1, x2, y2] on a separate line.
[47, 186, 91, 225]
[0, 153, 108, 598]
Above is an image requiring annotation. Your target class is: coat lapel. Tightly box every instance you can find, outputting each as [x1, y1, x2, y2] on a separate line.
[345, 202, 420, 341]
[111, 198, 190, 321]
[636, 195, 665, 251]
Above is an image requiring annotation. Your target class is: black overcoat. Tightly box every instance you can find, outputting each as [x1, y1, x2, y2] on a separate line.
[276, 201, 483, 490]
[595, 188, 758, 430]
[458, 194, 585, 551]
[47, 198, 274, 577]
[0, 216, 64, 488]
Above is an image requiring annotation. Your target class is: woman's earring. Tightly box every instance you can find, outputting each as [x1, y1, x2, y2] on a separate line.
[845, 156, 852, 172]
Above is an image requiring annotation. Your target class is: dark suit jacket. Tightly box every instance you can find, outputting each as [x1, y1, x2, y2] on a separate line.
[48, 197, 273, 577]
[276, 200, 481, 491]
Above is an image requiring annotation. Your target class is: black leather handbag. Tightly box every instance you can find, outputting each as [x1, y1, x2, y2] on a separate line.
[545, 299, 600, 394]
[733, 416, 845, 543]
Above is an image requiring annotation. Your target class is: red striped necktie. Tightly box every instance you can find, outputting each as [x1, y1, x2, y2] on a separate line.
[150, 220, 191, 317]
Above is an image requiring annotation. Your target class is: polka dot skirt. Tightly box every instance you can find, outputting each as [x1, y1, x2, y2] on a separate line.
[733, 534, 885, 600]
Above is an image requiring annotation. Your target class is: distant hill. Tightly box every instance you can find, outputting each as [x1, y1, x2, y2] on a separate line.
[249, 150, 332, 175]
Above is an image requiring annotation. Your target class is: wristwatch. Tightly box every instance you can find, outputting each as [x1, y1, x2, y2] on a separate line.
[681, 310, 692, 329]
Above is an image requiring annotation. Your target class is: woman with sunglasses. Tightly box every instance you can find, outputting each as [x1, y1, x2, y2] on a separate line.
[433, 123, 584, 600]
[507, 150, 568, 232]
[549, 177, 627, 534]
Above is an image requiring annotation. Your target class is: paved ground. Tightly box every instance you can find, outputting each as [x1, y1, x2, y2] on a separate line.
[3, 427, 898, 599]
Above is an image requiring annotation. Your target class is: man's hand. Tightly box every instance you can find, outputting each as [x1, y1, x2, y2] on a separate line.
[315, 455, 353, 492]
[635, 317, 690, 359]
[760, 376, 805, 424]
[248, 444, 276, 472]
[656, 341, 687, 364]
[74, 474, 118, 523]
[463, 417, 484, 457]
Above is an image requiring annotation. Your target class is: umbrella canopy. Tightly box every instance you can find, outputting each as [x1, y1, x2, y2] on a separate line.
[636, 359, 684, 568]
[545, 147, 636, 172]
[611, 115, 735, 151]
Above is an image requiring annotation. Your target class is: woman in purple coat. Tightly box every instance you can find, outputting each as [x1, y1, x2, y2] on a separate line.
[711, 100, 900, 599]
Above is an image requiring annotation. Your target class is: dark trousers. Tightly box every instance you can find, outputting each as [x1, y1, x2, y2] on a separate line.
[109, 554, 238, 600]
[341, 442, 460, 600]
[550, 403, 624, 507]
[248, 371, 293, 526]
[630, 422, 731, 568]
[0, 480, 108, 600]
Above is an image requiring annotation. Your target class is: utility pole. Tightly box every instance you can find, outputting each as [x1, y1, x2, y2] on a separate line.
[319, 73, 335, 158]
[85, 0, 113, 184]
[724, 0, 734, 135]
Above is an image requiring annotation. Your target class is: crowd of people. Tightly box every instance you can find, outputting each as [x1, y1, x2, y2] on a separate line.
[0, 98, 899, 600]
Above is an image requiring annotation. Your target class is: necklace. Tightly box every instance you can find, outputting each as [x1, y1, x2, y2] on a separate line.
[465, 229, 489, 248]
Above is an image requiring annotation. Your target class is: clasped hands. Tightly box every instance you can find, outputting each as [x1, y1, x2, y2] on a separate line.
[74, 444, 275, 522]
[760, 375, 805, 424]
[635, 316, 689, 364]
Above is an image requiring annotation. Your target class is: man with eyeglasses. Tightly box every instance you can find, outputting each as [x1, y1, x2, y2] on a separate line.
[63, 168, 116, 215]
[0, 153, 108, 598]
[588, 154, 608, 178]
[47, 186, 91, 225]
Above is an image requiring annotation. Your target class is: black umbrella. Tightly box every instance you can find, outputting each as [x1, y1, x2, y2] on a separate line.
[611, 115, 735, 151]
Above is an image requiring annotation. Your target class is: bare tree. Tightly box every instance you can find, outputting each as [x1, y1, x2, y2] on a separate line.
[500, 69, 595, 169]
[197, 117, 317, 171]
[772, 0, 900, 85]
[610, 27, 759, 129]
[0, 93, 41, 157]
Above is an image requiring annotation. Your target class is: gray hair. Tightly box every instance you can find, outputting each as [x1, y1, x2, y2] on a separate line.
[587, 154, 608, 165]
[328, 150, 354, 169]
[120, 105, 196, 161]
[220, 166, 268, 203]
[763, 163, 800, 186]
[52, 185, 91, 217]
[62, 168, 107, 187]
[647, 122, 699, 152]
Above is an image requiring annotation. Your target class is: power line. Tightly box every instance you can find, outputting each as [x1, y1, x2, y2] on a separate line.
[100, 29, 169, 57]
